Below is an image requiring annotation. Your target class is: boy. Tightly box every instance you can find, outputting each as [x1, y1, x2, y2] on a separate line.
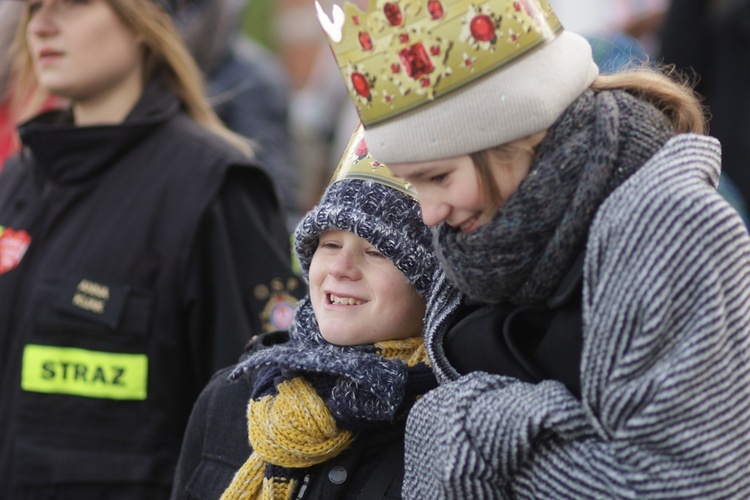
[171, 125, 463, 499]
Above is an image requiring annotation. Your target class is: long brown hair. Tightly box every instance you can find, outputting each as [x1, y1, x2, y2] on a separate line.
[470, 65, 707, 208]
[11, 0, 252, 155]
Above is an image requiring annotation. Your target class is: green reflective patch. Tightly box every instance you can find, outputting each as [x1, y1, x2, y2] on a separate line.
[21, 344, 148, 400]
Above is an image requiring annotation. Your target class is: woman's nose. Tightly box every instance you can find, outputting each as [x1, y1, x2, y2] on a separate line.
[419, 196, 450, 227]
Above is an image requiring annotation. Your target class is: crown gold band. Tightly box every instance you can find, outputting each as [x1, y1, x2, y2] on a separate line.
[317, 0, 562, 126]
[330, 123, 418, 199]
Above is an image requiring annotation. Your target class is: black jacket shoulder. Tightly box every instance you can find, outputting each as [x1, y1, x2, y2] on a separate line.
[171, 332, 406, 499]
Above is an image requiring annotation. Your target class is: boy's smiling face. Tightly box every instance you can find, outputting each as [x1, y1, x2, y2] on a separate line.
[309, 229, 425, 346]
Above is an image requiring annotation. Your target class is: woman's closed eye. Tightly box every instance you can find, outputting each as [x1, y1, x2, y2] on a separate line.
[429, 173, 448, 184]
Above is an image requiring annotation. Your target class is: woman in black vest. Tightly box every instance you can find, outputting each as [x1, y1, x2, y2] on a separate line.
[0, 0, 302, 497]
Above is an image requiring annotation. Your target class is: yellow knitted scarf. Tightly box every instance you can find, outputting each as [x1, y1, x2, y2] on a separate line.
[221, 337, 429, 500]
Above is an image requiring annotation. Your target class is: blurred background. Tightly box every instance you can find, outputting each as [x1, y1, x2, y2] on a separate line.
[4, 0, 749, 223]
[244, 0, 675, 214]
[253, 0, 749, 224]
[243, 0, 675, 213]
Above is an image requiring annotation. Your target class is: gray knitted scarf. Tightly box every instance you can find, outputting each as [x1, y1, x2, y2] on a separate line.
[435, 89, 673, 304]
[231, 298, 435, 428]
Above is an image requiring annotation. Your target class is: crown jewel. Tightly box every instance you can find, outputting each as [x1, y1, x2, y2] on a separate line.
[330, 123, 418, 199]
[317, 0, 562, 126]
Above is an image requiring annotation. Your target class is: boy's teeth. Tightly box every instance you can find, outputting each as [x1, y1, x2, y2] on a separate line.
[329, 294, 363, 305]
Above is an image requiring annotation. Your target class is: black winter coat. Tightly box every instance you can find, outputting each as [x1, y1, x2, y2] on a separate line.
[171, 333, 406, 500]
[0, 82, 304, 498]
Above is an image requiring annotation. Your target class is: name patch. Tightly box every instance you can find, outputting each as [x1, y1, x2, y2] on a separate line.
[21, 344, 148, 400]
[57, 275, 129, 329]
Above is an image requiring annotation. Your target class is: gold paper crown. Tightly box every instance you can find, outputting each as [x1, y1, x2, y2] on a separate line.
[317, 0, 562, 126]
[329, 123, 418, 199]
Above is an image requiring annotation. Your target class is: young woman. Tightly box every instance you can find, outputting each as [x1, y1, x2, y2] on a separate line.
[319, 0, 750, 497]
[0, 0, 301, 497]
[170, 125, 464, 499]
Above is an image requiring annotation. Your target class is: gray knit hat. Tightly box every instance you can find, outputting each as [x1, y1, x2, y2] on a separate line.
[294, 125, 437, 299]
[317, 0, 599, 162]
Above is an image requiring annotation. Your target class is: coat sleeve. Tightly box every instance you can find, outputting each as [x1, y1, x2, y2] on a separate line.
[183, 165, 305, 385]
[403, 153, 750, 498]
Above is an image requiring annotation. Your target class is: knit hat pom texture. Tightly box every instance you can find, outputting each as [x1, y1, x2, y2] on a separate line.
[294, 179, 436, 299]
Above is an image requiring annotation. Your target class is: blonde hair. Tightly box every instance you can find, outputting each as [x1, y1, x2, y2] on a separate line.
[590, 65, 707, 135]
[11, 0, 252, 156]
[471, 65, 707, 207]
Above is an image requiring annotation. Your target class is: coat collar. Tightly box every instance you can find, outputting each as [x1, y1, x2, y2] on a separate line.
[18, 81, 180, 185]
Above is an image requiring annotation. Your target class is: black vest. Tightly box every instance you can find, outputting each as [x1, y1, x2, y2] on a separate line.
[0, 85, 279, 496]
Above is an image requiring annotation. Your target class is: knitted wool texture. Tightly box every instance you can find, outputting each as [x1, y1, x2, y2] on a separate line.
[404, 135, 750, 498]
[222, 337, 430, 500]
[231, 175, 445, 426]
[221, 376, 353, 500]
[231, 298, 433, 428]
[294, 178, 436, 299]
[224, 176, 463, 499]
[435, 89, 673, 304]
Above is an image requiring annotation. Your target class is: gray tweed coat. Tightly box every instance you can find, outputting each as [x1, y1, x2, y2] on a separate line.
[404, 134, 750, 499]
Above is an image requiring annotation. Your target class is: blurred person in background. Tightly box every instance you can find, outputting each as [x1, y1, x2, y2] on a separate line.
[277, 0, 364, 211]
[176, 0, 302, 227]
[549, 0, 668, 56]
[0, 0, 302, 497]
[659, 0, 750, 223]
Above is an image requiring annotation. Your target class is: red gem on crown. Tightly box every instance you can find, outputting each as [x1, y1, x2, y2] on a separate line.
[351, 72, 371, 98]
[399, 43, 435, 80]
[355, 139, 369, 157]
[470, 15, 496, 42]
[384, 3, 403, 26]
[427, 0, 445, 19]
[359, 31, 373, 51]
